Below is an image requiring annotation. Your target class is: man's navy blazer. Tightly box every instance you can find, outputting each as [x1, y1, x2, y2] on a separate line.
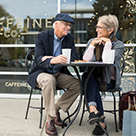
[27, 29, 78, 89]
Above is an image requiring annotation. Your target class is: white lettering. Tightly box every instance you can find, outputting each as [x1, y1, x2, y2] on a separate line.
[5, 82, 30, 87]
[4, 30, 10, 38]
[5, 82, 9, 87]
[0, 18, 4, 26]
[17, 83, 20, 87]
[13, 82, 17, 86]
[46, 17, 53, 28]
[33, 18, 42, 28]
[11, 30, 18, 38]
[0, 17, 54, 38]
[27, 17, 29, 28]
[7, 18, 13, 28]
[17, 18, 23, 28]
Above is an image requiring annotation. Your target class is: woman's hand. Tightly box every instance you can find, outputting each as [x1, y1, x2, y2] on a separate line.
[101, 37, 111, 45]
[91, 38, 102, 46]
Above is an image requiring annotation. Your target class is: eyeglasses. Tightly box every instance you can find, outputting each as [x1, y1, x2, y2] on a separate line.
[60, 21, 72, 28]
[95, 26, 103, 30]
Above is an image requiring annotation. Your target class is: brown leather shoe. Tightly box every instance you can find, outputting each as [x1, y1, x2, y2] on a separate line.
[45, 120, 57, 135]
[54, 112, 67, 127]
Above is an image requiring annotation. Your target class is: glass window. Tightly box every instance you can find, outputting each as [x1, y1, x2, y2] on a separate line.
[0, 0, 135, 44]
[0, 0, 58, 72]
[0, 0, 57, 44]
[0, 75, 30, 94]
[60, 0, 136, 94]
[60, 0, 136, 44]
[0, 0, 136, 94]
[0, 47, 28, 71]
[0, 0, 58, 94]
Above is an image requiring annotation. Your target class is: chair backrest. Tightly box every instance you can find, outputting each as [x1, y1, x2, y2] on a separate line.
[120, 55, 125, 76]
[101, 55, 125, 99]
[25, 48, 35, 73]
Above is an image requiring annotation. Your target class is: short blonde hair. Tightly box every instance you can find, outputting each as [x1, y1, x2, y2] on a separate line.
[98, 14, 119, 35]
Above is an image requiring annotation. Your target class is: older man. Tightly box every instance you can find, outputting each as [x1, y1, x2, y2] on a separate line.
[27, 13, 80, 135]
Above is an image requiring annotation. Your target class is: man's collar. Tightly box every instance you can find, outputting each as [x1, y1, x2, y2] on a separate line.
[54, 32, 65, 42]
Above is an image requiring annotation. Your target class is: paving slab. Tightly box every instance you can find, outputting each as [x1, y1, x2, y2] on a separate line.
[0, 98, 122, 136]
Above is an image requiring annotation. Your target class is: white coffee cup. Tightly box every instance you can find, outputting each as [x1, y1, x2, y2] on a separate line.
[62, 49, 71, 63]
[102, 50, 115, 63]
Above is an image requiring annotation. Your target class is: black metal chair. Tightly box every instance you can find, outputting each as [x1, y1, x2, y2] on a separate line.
[79, 56, 125, 132]
[25, 48, 70, 128]
[102, 56, 125, 132]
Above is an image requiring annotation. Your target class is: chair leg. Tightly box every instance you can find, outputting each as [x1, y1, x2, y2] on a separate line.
[66, 111, 71, 122]
[112, 92, 118, 132]
[25, 88, 33, 119]
[39, 95, 43, 129]
[97, 122, 109, 136]
[79, 97, 86, 126]
[119, 90, 121, 97]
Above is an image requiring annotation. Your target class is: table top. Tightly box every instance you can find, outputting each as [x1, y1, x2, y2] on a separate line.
[56, 61, 116, 67]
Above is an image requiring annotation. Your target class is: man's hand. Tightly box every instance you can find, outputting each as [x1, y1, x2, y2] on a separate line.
[41, 56, 54, 62]
[50, 55, 68, 64]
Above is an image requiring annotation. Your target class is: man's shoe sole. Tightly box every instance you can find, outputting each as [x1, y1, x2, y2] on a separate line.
[45, 130, 58, 136]
[54, 121, 67, 127]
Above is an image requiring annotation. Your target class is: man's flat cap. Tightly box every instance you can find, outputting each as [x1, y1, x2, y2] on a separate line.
[54, 13, 75, 24]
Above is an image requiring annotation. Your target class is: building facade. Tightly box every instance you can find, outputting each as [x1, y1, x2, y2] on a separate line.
[0, 0, 136, 96]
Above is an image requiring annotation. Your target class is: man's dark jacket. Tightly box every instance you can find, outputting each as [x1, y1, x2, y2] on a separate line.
[27, 29, 78, 89]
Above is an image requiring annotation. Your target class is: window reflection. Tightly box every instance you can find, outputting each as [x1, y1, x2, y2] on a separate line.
[60, 0, 136, 66]
[0, 0, 136, 71]
[0, 0, 136, 94]
[0, 0, 135, 44]
[0, 47, 33, 71]
[0, 75, 31, 94]
[0, 0, 57, 44]
[60, 0, 136, 44]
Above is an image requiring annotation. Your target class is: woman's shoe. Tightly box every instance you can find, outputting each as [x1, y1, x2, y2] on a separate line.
[87, 111, 105, 125]
[92, 124, 107, 135]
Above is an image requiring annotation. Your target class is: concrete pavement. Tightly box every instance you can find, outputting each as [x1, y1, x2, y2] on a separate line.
[0, 98, 122, 136]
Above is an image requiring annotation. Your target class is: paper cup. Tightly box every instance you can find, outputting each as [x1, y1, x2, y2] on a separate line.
[109, 50, 115, 63]
[62, 49, 71, 63]
[102, 50, 115, 63]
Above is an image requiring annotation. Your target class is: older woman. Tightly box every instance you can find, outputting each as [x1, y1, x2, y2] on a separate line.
[82, 14, 124, 135]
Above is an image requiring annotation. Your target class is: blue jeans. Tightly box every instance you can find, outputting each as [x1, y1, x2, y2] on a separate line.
[82, 72, 115, 115]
